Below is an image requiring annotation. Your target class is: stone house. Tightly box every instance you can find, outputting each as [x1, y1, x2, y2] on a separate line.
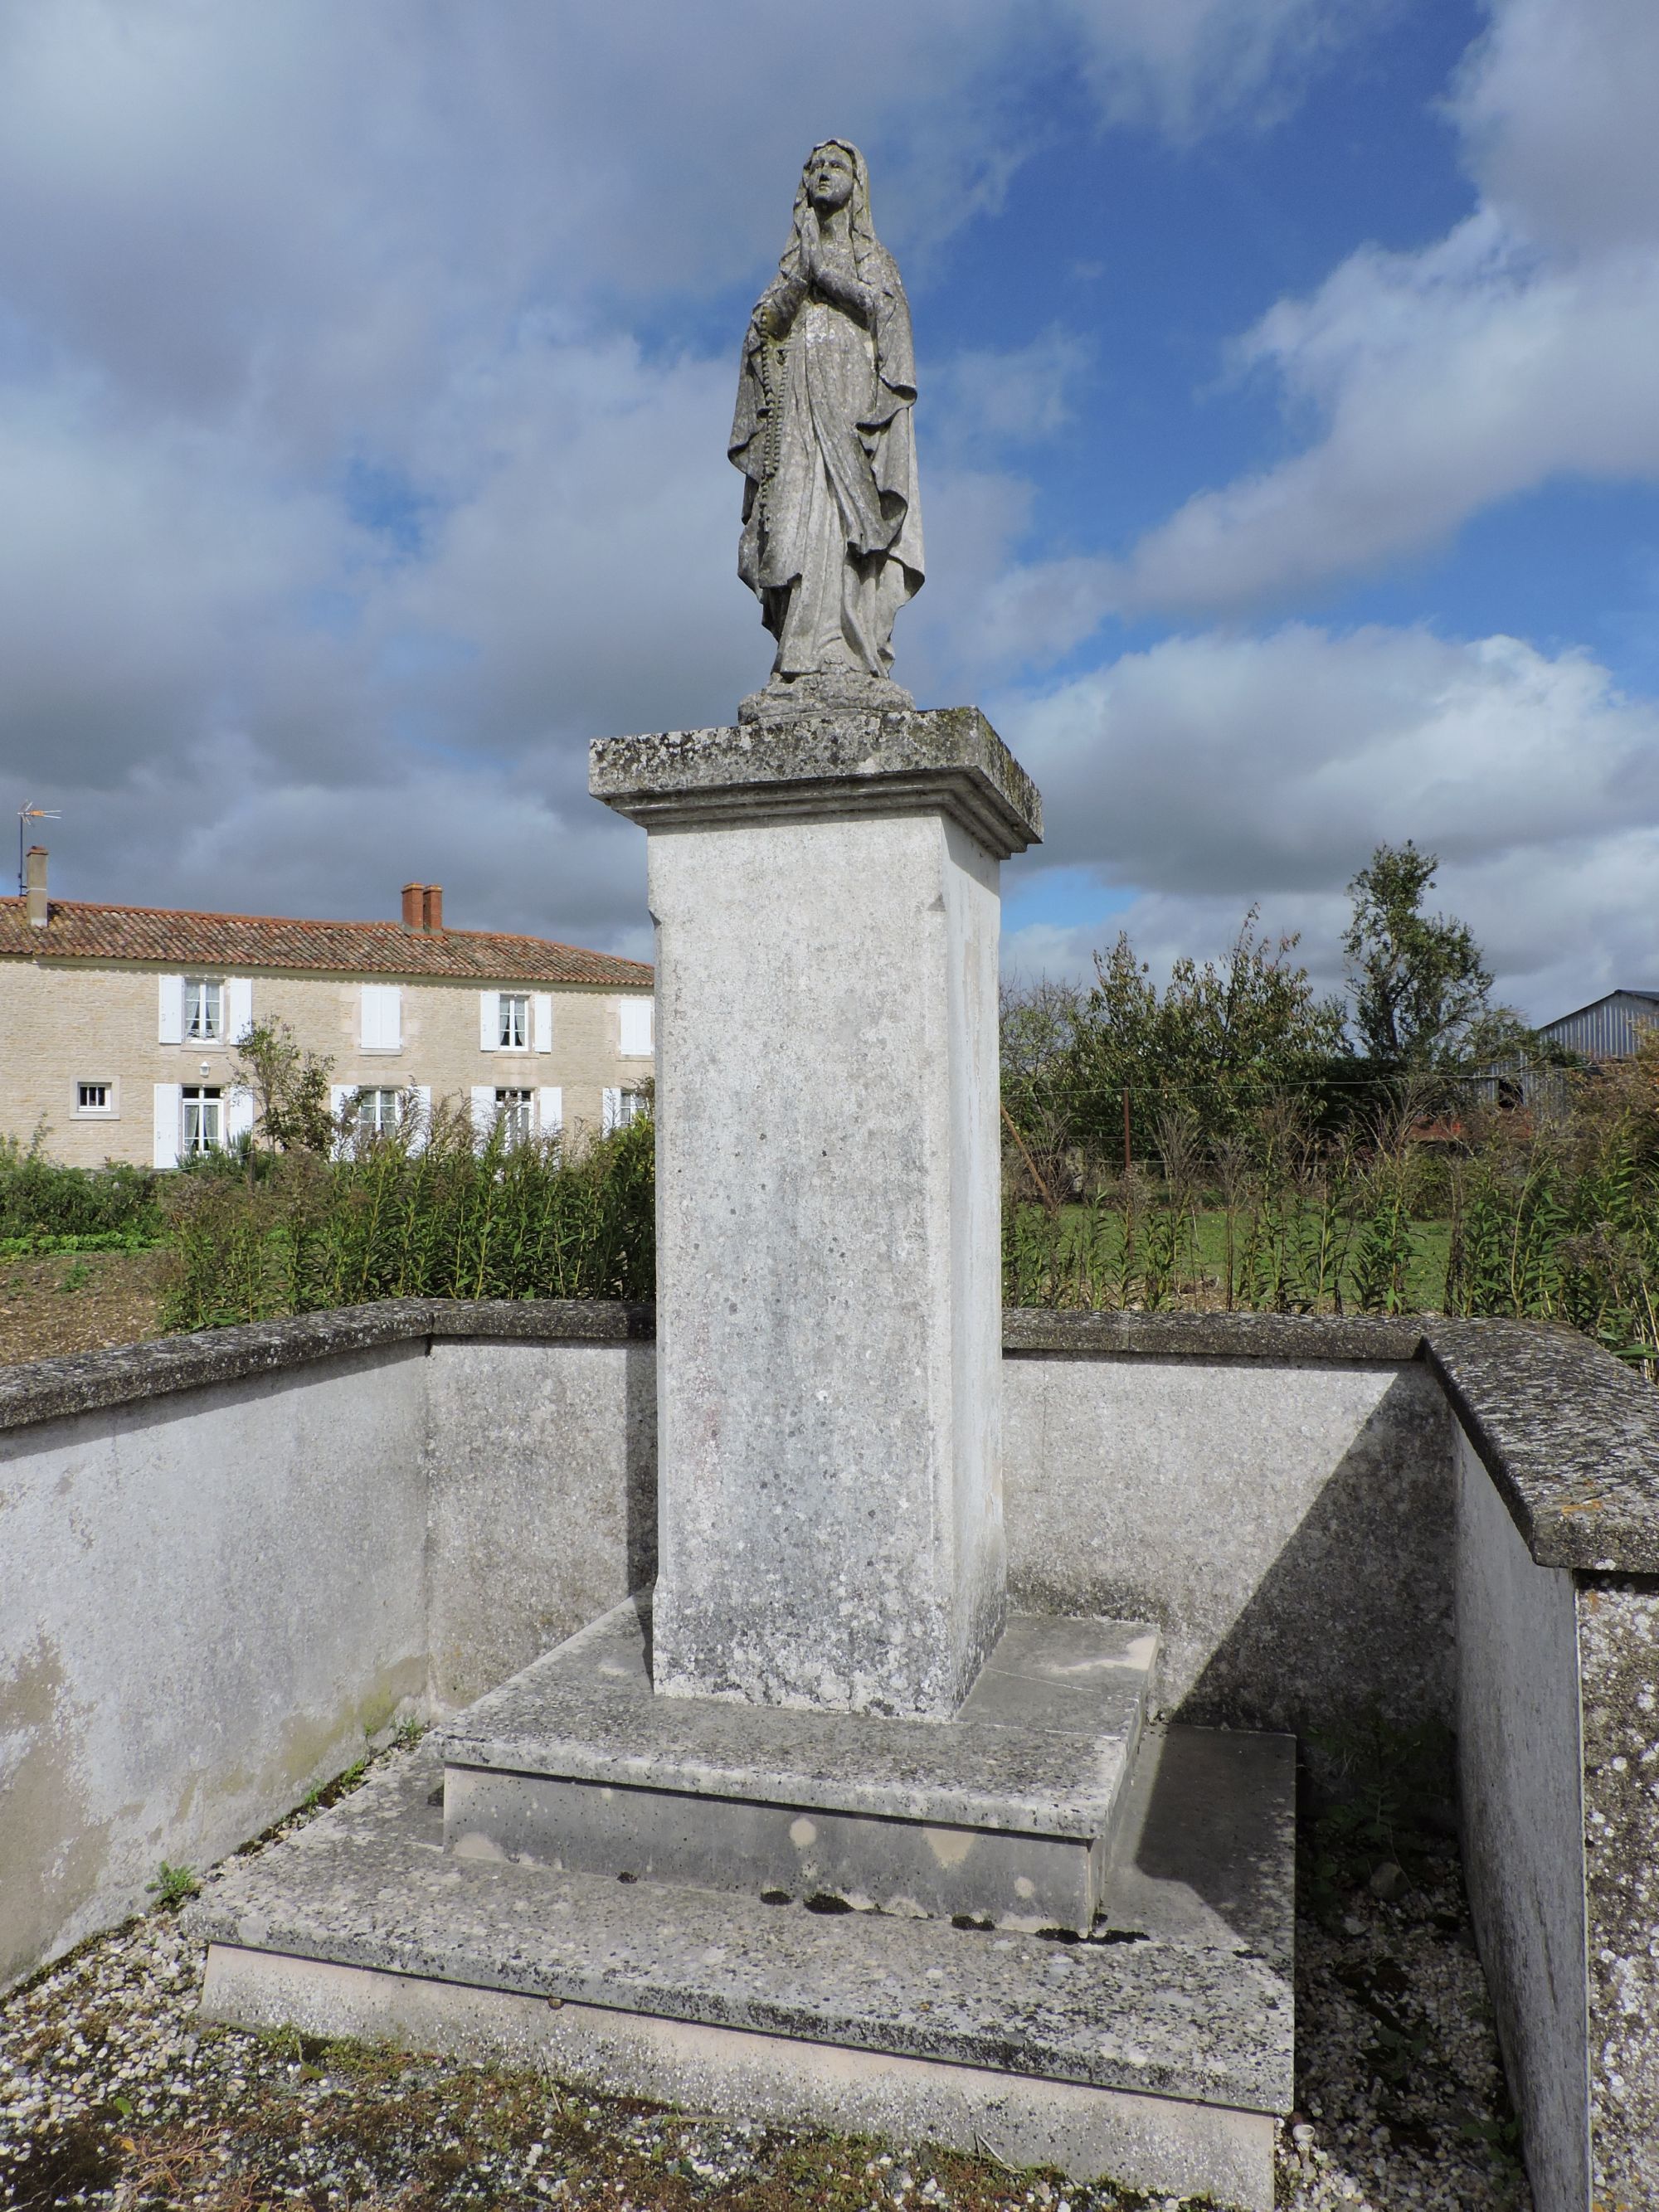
[0, 851, 654, 1169]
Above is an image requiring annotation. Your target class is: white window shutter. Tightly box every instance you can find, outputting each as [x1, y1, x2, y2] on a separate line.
[410, 1084, 432, 1155]
[601, 1087, 622, 1135]
[469, 1084, 496, 1145]
[329, 1082, 353, 1159]
[152, 1084, 182, 1169]
[619, 998, 654, 1056]
[158, 975, 184, 1045]
[226, 976, 253, 1047]
[538, 1087, 562, 1136]
[360, 983, 401, 1050]
[533, 993, 553, 1053]
[479, 991, 498, 1051]
[225, 1087, 255, 1143]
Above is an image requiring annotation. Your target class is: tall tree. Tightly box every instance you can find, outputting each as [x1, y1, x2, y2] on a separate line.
[1342, 843, 1496, 1067]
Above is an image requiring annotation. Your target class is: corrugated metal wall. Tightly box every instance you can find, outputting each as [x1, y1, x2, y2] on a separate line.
[1539, 993, 1659, 1062]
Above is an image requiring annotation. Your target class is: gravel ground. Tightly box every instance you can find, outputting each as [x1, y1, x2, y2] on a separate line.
[1, 1753, 1531, 2212]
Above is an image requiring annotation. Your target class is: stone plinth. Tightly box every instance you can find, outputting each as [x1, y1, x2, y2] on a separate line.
[591, 708, 1042, 1719]
[439, 1598, 1157, 1932]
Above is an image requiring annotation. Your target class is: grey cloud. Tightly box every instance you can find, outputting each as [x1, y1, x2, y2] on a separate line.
[1054, 0, 1390, 142]
[929, 328, 1096, 452]
[1453, 0, 1659, 255]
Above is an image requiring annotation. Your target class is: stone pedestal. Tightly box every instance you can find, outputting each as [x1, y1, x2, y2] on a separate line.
[591, 708, 1042, 1719]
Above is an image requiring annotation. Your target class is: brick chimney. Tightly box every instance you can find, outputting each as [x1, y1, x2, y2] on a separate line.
[25, 845, 48, 931]
[422, 884, 444, 933]
[401, 881, 425, 932]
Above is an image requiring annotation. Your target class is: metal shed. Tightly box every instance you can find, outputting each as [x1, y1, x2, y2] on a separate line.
[1538, 989, 1659, 1062]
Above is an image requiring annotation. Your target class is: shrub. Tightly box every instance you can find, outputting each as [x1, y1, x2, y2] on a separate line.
[0, 1130, 164, 1245]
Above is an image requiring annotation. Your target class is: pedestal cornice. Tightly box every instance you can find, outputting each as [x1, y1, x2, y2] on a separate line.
[590, 707, 1043, 861]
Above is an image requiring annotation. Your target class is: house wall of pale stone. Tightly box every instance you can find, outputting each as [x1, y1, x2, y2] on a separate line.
[0, 957, 654, 1167]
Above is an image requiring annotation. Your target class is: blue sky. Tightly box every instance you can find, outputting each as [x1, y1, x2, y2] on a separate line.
[2, 0, 1657, 1023]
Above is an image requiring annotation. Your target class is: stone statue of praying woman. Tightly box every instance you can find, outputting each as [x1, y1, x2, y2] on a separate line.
[730, 141, 925, 718]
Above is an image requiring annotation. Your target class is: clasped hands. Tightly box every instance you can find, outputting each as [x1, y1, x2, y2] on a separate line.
[757, 230, 871, 338]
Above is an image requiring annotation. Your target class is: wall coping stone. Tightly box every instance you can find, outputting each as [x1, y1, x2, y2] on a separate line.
[5, 1299, 1657, 1575]
[1423, 1318, 1659, 1574]
[1004, 1309, 1426, 1364]
[0, 1299, 654, 1436]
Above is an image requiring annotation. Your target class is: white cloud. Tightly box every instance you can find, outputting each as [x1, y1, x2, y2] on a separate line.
[998, 620, 1659, 1019]
[1120, 0, 1659, 612]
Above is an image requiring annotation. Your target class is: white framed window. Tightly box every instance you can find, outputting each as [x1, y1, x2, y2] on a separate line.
[181, 1086, 222, 1155]
[493, 1087, 533, 1145]
[185, 978, 224, 1043]
[602, 1086, 652, 1134]
[360, 982, 403, 1053]
[356, 1087, 401, 1135]
[73, 1080, 117, 1118]
[498, 992, 529, 1050]
[618, 997, 654, 1057]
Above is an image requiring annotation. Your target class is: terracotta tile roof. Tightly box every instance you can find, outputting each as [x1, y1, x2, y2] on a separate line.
[0, 897, 653, 989]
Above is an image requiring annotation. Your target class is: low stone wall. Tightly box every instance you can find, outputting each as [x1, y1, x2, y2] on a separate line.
[4, 1300, 1658, 2210]
[0, 1334, 429, 1992]
[0, 1302, 650, 1993]
[426, 1332, 657, 1707]
[1428, 1320, 1659, 2212]
[1004, 1312, 1452, 1744]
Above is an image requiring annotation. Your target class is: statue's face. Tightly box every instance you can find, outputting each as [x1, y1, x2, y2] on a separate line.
[805, 145, 856, 215]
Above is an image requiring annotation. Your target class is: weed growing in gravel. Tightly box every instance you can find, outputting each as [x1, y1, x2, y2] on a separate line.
[144, 1862, 199, 1910]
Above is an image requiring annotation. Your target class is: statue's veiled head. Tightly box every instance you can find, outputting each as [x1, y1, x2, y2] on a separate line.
[790, 140, 875, 248]
[804, 143, 858, 216]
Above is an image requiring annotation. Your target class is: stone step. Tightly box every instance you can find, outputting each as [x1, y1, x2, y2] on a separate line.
[438, 1601, 1159, 1932]
[191, 1721, 1295, 2210]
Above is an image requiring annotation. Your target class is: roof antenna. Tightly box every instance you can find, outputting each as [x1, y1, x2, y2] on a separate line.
[17, 804, 61, 895]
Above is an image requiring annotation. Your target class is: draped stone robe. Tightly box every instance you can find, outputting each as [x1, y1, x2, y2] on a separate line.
[730, 237, 924, 682]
